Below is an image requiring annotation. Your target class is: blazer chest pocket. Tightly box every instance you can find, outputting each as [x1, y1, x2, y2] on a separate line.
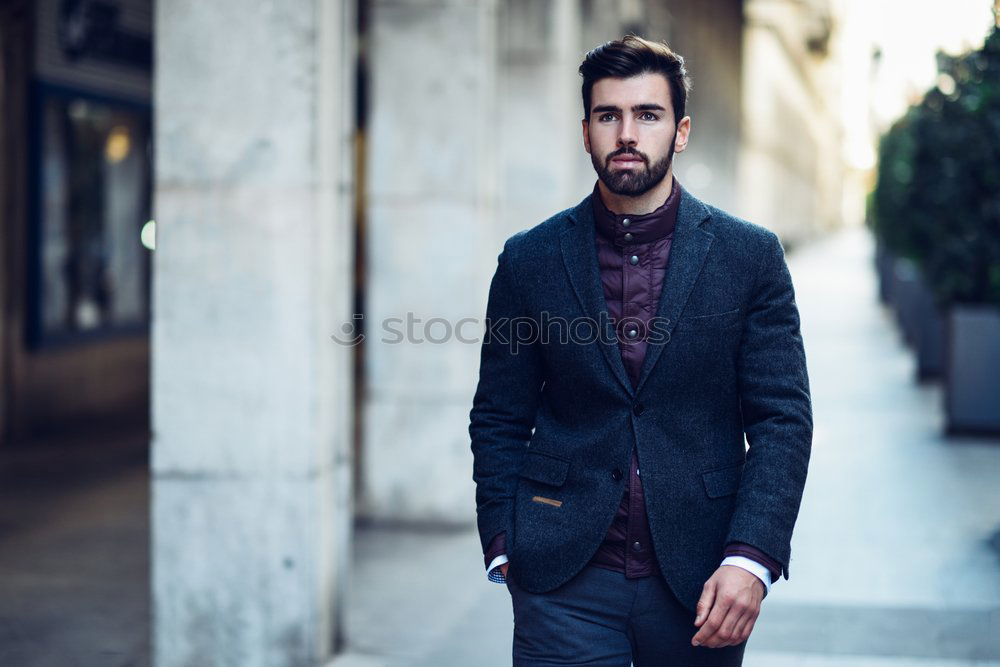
[701, 462, 743, 498]
[518, 450, 571, 487]
[675, 308, 742, 332]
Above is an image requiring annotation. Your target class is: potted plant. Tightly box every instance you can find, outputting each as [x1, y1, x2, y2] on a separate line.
[871, 105, 946, 374]
[913, 27, 1000, 432]
[872, 20, 1000, 430]
[867, 191, 895, 305]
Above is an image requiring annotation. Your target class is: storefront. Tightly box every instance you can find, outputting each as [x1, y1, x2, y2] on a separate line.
[1, 0, 152, 441]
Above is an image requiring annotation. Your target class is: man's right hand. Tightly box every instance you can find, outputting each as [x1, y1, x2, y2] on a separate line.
[500, 562, 509, 576]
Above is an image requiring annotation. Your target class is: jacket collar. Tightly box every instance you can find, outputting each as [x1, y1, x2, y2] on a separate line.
[591, 177, 682, 246]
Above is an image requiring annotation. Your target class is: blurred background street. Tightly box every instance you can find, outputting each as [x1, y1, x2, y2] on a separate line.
[2, 227, 997, 666]
[338, 224, 1000, 666]
[0, 0, 998, 665]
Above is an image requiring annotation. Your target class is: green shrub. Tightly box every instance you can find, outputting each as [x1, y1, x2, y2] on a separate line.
[871, 22, 1000, 307]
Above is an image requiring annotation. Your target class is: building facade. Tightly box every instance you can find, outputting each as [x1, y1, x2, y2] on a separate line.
[0, 1, 843, 664]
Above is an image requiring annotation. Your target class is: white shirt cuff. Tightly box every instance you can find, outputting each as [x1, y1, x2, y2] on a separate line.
[721, 555, 772, 596]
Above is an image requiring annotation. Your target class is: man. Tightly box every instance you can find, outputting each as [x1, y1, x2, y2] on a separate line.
[469, 35, 812, 665]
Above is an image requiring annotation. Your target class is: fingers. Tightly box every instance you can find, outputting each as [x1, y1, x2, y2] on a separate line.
[692, 587, 731, 647]
[717, 603, 755, 648]
[694, 590, 759, 648]
[500, 563, 509, 576]
[731, 606, 759, 645]
[694, 579, 716, 627]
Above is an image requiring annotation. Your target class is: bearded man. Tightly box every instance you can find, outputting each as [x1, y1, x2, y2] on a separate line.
[469, 35, 813, 666]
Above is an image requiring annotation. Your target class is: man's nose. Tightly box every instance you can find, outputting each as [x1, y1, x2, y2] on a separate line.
[617, 117, 637, 147]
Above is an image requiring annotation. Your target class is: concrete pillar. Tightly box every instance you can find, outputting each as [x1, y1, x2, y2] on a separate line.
[152, 1, 355, 665]
[360, 0, 500, 523]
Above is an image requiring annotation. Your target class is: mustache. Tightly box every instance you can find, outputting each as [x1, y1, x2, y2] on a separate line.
[606, 147, 649, 165]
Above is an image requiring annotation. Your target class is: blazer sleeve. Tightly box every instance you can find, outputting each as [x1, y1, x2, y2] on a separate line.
[469, 239, 545, 556]
[727, 230, 813, 581]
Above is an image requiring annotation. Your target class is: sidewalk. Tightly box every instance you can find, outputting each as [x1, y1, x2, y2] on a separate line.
[0, 429, 150, 666]
[333, 225, 1000, 666]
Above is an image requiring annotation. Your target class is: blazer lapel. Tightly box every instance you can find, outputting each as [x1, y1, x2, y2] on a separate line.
[632, 184, 714, 396]
[561, 196, 634, 397]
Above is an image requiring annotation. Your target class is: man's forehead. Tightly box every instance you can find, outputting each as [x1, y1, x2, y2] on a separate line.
[590, 73, 671, 108]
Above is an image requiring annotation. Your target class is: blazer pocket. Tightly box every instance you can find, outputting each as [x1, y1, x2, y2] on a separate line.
[701, 462, 744, 498]
[675, 308, 742, 332]
[518, 450, 571, 487]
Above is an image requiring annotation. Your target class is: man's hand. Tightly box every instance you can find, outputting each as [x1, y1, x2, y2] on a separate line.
[500, 562, 509, 577]
[691, 565, 764, 648]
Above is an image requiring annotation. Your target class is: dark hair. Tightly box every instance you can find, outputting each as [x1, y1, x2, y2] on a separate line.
[578, 35, 691, 125]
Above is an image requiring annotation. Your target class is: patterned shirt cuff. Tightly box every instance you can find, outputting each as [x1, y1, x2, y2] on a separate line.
[487, 553, 508, 584]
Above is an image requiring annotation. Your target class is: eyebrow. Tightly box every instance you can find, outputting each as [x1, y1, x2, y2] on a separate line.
[591, 104, 667, 114]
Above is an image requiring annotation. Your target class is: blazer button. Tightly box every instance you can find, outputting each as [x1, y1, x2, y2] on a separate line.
[611, 468, 623, 481]
[633, 403, 645, 416]
[632, 541, 642, 552]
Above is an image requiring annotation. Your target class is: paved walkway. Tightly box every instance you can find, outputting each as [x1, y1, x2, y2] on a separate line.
[0, 428, 150, 666]
[333, 225, 1000, 666]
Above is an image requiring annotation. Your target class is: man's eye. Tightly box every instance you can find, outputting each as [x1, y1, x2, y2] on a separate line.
[600, 113, 617, 122]
[639, 112, 658, 121]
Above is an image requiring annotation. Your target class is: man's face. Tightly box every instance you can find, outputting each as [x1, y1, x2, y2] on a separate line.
[582, 73, 690, 196]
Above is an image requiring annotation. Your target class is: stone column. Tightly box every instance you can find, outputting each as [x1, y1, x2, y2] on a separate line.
[360, 0, 501, 523]
[152, 1, 355, 665]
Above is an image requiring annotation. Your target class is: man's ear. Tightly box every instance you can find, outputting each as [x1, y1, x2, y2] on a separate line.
[674, 116, 691, 154]
[581, 118, 591, 155]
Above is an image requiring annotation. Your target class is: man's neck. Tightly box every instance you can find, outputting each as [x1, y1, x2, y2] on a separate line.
[597, 169, 675, 215]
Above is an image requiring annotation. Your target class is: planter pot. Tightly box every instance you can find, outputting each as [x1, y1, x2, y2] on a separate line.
[891, 257, 921, 348]
[874, 239, 895, 305]
[945, 305, 1000, 435]
[912, 271, 946, 380]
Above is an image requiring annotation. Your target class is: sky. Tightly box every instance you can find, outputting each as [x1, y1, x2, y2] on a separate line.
[837, 0, 996, 169]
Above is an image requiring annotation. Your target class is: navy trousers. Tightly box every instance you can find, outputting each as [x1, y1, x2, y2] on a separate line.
[507, 564, 747, 666]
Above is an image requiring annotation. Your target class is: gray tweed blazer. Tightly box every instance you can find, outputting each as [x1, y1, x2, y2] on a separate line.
[468, 183, 813, 613]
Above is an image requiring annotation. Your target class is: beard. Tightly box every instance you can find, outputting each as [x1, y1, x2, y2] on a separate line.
[592, 141, 675, 197]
